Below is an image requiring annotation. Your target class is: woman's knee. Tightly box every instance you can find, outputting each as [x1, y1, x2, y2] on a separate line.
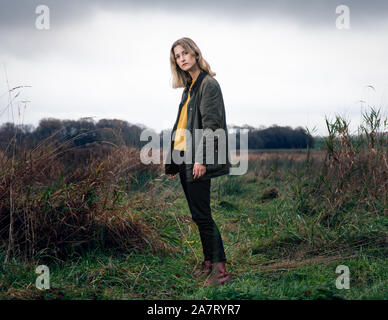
[191, 215, 214, 227]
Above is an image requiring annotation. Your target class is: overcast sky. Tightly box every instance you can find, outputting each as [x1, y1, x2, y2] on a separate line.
[1, 0, 388, 136]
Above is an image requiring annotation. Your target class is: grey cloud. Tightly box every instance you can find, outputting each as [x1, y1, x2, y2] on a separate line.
[0, 0, 387, 30]
[0, 0, 387, 61]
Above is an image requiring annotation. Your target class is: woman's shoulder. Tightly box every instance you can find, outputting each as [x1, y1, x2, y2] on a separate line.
[201, 74, 221, 91]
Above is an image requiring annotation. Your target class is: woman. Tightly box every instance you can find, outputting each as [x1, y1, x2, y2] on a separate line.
[165, 37, 232, 286]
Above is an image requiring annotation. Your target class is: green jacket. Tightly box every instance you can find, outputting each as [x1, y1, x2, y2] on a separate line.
[165, 69, 231, 182]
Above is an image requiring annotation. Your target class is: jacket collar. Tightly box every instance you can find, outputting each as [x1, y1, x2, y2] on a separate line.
[185, 69, 208, 94]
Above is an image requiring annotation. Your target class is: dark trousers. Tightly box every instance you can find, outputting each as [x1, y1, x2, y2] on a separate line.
[176, 150, 226, 263]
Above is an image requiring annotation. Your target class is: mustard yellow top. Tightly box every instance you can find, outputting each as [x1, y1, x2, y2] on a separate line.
[173, 78, 196, 151]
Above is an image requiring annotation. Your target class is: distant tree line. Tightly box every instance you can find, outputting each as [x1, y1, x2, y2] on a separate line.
[163, 124, 314, 150]
[0, 118, 315, 155]
[242, 124, 314, 149]
[0, 118, 148, 152]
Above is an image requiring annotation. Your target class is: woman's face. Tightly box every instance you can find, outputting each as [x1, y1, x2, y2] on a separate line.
[173, 44, 197, 72]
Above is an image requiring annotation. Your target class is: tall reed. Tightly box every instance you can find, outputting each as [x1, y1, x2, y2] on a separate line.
[0, 131, 166, 262]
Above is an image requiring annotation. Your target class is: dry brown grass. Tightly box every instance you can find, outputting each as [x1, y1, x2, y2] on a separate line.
[246, 149, 326, 163]
[315, 111, 388, 220]
[0, 142, 169, 262]
[251, 235, 387, 273]
[256, 254, 357, 273]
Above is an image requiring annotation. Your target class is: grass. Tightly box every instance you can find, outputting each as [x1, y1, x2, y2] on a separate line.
[0, 178, 386, 300]
[0, 170, 386, 300]
[0, 106, 387, 300]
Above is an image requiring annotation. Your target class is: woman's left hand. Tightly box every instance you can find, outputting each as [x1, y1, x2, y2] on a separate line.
[193, 162, 206, 179]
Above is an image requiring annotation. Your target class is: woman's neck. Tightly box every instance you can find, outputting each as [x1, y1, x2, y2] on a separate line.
[189, 66, 201, 83]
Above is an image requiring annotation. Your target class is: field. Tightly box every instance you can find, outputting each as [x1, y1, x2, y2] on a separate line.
[0, 109, 387, 300]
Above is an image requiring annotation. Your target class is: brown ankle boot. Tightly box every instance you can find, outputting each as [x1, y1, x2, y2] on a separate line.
[203, 261, 232, 286]
[194, 260, 212, 279]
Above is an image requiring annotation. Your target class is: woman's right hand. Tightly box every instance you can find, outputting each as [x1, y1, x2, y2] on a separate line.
[167, 173, 178, 178]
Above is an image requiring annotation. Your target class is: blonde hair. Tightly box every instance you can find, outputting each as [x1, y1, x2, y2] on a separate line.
[170, 37, 216, 88]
